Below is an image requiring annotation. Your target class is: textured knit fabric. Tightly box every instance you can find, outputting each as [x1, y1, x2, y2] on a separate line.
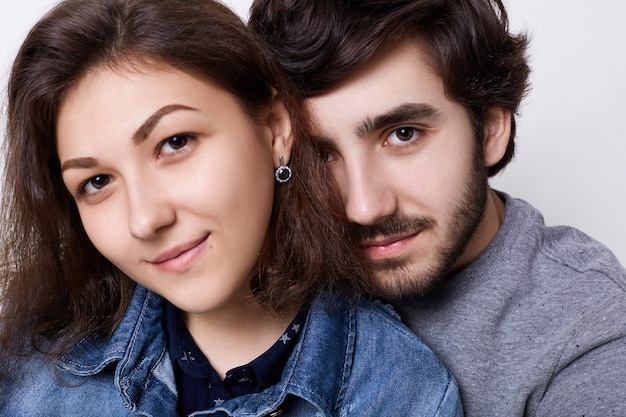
[1, 285, 463, 416]
[394, 191, 626, 417]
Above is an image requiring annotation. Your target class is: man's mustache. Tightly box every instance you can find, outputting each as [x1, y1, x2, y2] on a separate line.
[352, 215, 436, 243]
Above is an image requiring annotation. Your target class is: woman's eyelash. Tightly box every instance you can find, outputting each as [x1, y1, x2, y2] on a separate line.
[76, 175, 109, 198]
[157, 133, 196, 156]
[70, 133, 198, 200]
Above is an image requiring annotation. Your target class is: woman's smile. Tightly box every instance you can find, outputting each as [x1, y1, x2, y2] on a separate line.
[57, 65, 278, 315]
[149, 234, 210, 274]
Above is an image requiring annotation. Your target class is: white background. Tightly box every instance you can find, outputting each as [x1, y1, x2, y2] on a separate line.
[1, 0, 624, 264]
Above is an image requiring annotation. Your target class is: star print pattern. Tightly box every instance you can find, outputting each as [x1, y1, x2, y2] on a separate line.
[180, 351, 195, 363]
[166, 300, 309, 415]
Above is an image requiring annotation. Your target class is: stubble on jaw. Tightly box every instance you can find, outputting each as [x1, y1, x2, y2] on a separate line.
[356, 143, 489, 299]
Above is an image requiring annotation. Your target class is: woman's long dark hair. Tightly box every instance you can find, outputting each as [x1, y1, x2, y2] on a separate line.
[0, 0, 371, 375]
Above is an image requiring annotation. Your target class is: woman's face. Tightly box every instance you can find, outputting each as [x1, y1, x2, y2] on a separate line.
[57, 63, 292, 315]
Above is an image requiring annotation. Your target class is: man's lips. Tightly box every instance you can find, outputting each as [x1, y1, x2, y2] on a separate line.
[361, 231, 421, 260]
[149, 235, 209, 273]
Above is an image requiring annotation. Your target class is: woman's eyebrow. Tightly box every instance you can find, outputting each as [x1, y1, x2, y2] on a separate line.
[61, 157, 97, 173]
[132, 104, 199, 144]
[61, 104, 200, 173]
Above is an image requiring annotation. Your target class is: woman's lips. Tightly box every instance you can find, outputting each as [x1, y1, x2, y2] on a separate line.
[149, 235, 209, 273]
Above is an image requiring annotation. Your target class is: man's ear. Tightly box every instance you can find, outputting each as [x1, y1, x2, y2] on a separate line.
[482, 107, 512, 168]
[265, 92, 294, 167]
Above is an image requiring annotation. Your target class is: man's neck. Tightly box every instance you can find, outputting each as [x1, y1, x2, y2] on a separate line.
[451, 188, 505, 274]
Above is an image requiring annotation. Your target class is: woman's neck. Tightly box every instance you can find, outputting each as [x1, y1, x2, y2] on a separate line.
[183, 298, 301, 379]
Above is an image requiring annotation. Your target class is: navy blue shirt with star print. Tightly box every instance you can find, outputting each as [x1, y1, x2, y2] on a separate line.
[164, 302, 308, 416]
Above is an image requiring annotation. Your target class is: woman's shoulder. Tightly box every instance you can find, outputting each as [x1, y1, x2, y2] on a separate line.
[308, 294, 456, 383]
[309, 293, 427, 344]
[353, 297, 425, 340]
[0, 286, 169, 416]
[0, 350, 126, 415]
[347, 297, 464, 416]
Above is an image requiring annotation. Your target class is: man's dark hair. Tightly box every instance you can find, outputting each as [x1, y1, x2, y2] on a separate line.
[249, 0, 531, 176]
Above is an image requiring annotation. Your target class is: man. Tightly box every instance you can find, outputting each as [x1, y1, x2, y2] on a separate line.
[249, 0, 626, 416]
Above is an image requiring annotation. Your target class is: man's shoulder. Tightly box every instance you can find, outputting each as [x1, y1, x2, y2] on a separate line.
[491, 192, 625, 291]
[389, 193, 626, 417]
[537, 222, 625, 283]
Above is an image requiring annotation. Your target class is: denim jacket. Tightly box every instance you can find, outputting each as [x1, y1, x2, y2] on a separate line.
[1, 285, 462, 416]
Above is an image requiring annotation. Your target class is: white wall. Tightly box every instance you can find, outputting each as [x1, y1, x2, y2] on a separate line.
[1, 0, 624, 264]
[494, 0, 626, 265]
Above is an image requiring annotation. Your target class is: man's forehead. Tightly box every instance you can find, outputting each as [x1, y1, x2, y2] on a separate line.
[305, 43, 445, 134]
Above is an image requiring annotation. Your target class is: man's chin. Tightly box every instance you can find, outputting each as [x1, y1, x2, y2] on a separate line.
[370, 264, 442, 299]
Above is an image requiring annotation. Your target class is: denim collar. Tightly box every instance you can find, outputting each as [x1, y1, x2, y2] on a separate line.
[57, 287, 356, 416]
[59, 285, 176, 414]
[203, 295, 354, 416]
[60, 285, 163, 369]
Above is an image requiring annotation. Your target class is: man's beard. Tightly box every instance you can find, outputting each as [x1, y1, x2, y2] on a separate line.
[353, 143, 489, 298]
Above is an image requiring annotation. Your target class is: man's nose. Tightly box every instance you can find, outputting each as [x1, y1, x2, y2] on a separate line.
[341, 158, 397, 226]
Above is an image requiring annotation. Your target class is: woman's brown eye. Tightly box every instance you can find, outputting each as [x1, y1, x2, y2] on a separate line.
[159, 134, 193, 156]
[91, 175, 109, 188]
[168, 135, 188, 149]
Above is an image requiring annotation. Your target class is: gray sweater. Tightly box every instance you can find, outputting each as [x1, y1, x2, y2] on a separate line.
[394, 192, 626, 417]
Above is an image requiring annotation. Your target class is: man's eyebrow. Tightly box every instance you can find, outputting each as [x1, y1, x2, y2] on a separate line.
[355, 103, 440, 138]
[132, 104, 198, 144]
[310, 133, 336, 149]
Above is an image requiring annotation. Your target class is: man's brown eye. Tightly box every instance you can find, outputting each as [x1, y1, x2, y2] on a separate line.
[388, 127, 419, 145]
[396, 127, 416, 141]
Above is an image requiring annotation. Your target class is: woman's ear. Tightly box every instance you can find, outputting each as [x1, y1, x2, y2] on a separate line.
[482, 107, 512, 168]
[265, 92, 294, 167]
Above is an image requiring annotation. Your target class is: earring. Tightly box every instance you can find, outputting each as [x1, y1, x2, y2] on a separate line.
[274, 156, 292, 183]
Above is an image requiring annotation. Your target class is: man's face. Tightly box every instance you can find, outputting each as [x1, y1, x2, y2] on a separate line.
[308, 41, 501, 297]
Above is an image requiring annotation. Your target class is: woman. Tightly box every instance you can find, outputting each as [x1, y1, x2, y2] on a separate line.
[0, 0, 462, 415]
